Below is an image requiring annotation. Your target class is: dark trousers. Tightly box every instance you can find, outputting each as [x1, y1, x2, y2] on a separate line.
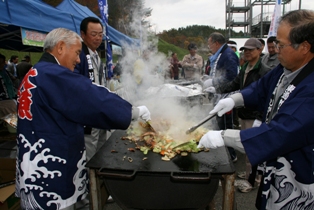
[216, 111, 237, 160]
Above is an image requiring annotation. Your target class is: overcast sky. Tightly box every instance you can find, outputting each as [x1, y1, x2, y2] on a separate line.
[144, 0, 314, 33]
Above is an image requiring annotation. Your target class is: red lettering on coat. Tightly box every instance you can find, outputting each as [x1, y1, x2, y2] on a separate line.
[17, 68, 38, 120]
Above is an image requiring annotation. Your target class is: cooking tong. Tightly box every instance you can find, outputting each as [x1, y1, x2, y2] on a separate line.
[185, 113, 217, 134]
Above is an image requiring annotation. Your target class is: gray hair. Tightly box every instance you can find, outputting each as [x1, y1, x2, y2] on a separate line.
[43, 28, 82, 52]
[280, 9, 314, 28]
[280, 9, 314, 50]
[209, 32, 226, 45]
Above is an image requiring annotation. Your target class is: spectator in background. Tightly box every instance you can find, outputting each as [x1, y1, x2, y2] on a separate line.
[170, 52, 181, 80]
[15, 55, 31, 82]
[227, 40, 241, 129]
[6, 55, 18, 77]
[207, 38, 271, 193]
[109, 66, 122, 92]
[17, 59, 32, 83]
[75, 17, 107, 162]
[6, 55, 19, 89]
[258, 38, 265, 58]
[181, 43, 203, 80]
[227, 40, 240, 58]
[23, 55, 31, 64]
[0, 54, 17, 120]
[261, 36, 280, 70]
[203, 32, 239, 162]
[0, 54, 16, 100]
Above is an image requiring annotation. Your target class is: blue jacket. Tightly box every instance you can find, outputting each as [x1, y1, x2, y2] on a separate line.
[74, 42, 105, 83]
[16, 53, 132, 209]
[75, 43, 91, 78]
[211, 44, 239, 87]
[240, 59, 314, 209]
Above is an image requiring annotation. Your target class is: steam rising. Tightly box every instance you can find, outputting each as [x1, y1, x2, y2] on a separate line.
[112, 10, 211, 141]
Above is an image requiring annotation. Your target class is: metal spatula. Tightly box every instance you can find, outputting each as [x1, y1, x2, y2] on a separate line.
[185, 113, 217, 134]
[146, 121, 156, 132]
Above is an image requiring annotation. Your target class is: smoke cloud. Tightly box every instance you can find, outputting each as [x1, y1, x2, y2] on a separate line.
[112, 8, 211, 140]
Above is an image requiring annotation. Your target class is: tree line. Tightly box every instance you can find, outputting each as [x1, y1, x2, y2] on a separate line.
[43, 0, 242, 52]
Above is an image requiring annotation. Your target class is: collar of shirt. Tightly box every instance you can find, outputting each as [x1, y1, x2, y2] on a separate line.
[283, 63, 307, 85]
[88, 48, 98, 58]
[210, 44, 225, 64]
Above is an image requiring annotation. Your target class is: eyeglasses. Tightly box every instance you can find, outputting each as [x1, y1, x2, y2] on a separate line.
[273, 41, 294, 51]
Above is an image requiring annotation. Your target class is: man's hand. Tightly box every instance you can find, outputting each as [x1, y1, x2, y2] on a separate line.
[137, 106, 151, 122]
[197, 130, 225, 149]
[209, 98, 235, 117]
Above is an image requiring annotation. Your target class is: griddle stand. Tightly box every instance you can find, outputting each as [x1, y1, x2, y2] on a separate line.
[87, 130, 236, 210]
[89, 170, 235, 210]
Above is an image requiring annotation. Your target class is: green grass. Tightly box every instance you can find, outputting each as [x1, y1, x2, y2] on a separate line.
[157, 38, 189, 60]
[0, 49, 42, 65]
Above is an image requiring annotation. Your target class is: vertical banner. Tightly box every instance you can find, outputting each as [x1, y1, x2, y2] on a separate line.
[268, 0, 282, 37]
[98, 0, 113, 79]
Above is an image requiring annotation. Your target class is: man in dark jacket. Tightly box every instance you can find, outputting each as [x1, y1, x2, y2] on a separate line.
[16, 28, 150, 210]
[198, 10, 314, 209]
[74, 17, 108, 162]
[207, 38, 270, 193]
[203, 32, 239, 162]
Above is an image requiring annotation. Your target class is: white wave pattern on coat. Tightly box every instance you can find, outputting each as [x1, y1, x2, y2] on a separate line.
[17, 134, 87, 209]
[263, 157, 314, 209]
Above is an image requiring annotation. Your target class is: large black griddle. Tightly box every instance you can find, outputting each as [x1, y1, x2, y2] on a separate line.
[87, 130, 234, 174]
[87, 130, 235, 210]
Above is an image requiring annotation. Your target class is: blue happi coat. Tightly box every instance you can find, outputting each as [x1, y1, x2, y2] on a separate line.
[16, 53, 132, 209]
[240, 58, 314, 209]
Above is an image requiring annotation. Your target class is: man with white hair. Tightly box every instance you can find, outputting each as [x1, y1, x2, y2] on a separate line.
[16, 28, 150, 210]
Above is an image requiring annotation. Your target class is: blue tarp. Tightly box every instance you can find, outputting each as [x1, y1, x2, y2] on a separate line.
[0, 0, 80, 33]
[0, 0, 79, 51]
[55, 0, 140, 47]
[0, 0, 139, 51]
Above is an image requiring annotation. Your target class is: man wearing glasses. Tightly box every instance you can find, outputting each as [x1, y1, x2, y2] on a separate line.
[207, 38, 270, 193]
[198, 9, 314, 209]
[202, 32, 239, 162]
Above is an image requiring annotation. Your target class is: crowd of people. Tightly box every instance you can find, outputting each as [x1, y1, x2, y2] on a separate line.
[0, 8, 313, 210]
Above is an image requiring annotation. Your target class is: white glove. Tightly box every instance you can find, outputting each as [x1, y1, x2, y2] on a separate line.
[197, 130, 225, 149]
[200, 75, 211, 82]
[203, 86, 216, 93]
[137, 106, 151, 121]
[252, 119, 262, 127]
[203, 78, 213, 89]
[209, 98, 235, 117]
